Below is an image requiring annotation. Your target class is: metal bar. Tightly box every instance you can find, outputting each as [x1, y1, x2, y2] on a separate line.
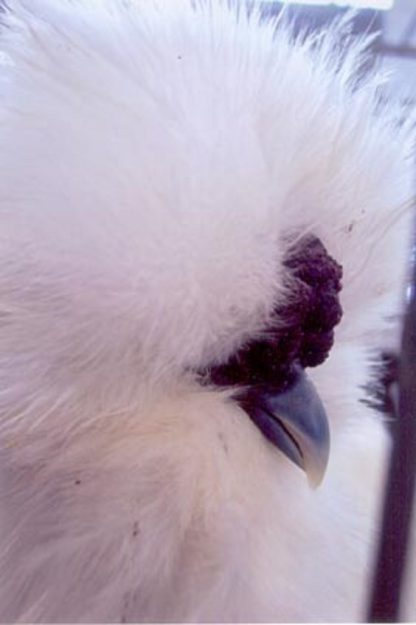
[368, 242, 416, 622]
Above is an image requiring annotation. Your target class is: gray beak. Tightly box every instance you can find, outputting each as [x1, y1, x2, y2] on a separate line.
[238, 366, 330, 487]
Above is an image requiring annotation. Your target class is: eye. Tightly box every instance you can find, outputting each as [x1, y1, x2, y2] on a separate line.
[200, 235, 343, 390]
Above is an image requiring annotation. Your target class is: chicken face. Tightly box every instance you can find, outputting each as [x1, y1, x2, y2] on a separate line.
[203, 233, 343, 486]
[0, 1, 414, 622]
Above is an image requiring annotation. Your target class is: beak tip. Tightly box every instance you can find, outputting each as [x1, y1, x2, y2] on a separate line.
[239, 367, 330, 488]
[306, 457, 328, 488]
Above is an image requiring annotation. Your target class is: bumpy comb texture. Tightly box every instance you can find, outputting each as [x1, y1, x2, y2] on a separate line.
[207, 235, 343, 389]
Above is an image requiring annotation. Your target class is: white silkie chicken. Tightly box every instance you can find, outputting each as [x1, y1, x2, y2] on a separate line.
[0, 0, 415, 622]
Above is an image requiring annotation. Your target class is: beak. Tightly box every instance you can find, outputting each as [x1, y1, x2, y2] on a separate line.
[237, 366, 330, 487]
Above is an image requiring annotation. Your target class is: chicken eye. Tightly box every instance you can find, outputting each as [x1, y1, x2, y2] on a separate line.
[202, 234, 343, 390]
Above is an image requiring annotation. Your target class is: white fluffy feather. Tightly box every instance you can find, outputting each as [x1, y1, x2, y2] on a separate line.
[0, 1, 415, 621]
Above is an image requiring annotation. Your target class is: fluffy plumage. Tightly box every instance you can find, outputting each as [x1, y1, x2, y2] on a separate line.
[0, 0, 415, 621]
